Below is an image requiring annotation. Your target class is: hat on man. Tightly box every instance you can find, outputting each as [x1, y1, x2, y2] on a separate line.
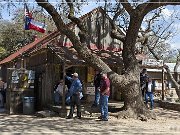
[72, 72, 78, 77]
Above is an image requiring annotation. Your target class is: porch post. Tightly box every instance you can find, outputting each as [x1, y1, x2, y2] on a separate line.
[62, 62, 66, 109]
[162, 66, 165, 100]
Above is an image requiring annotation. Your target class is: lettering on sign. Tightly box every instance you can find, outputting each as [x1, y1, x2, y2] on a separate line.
[142, 59, 163, 66]
[86, 87, 95, 95]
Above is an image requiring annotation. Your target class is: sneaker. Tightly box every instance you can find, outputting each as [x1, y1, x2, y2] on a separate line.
[66, 116, 73, 119]
[101, 118, 108, 121]
[98, 116, 103, 119]
[77, 116, 81, 119]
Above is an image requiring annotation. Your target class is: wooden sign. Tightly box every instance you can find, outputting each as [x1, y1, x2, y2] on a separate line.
[86, 86, 95, 95]
[142, 59, 163, 67]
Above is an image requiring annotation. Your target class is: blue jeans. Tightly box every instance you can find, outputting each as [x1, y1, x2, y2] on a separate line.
[54, 92, 62, 105]
[145, 92, 154, 109]
[94, 87, 100, 105]
[94, 87, 100, 106]
[100, 94, 109, 119]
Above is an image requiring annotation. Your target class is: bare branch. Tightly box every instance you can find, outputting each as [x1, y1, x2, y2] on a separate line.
[110, 6, 125, 42]
[65, 0, 88, 43]
[142, 0, 180, 16]
[118, 0, 133, 15]
[111, 30, 125, 43]
[174, 50, 180, 82]
[35, 0, 67, 33]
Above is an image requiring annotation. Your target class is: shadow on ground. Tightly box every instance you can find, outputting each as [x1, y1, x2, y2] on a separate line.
[0, 101, 180, 134]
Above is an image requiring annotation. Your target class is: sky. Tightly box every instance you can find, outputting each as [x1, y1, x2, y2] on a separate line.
[1, 1, 180, 49]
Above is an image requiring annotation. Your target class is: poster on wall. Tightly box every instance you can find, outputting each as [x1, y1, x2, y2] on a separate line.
[11, 70, 19, 83]
[87, 67, 95, 83]
[28, 70, 35, 84]
[10, 69, 35, 89]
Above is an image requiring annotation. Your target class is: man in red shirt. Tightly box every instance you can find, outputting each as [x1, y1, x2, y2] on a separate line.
[99, 73, 110, 121]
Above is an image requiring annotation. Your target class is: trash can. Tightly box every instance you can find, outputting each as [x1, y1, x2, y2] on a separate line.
[23, 97, 35, 115]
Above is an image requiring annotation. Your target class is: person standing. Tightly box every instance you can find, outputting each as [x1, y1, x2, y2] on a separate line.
[140, 68, 149, 98]
[99, 73, 110, 121]
[66, 73, 82, 119]
[145, 78, 154, 110]
[54, 80, 67, 105]
[91, 70, 101, 107]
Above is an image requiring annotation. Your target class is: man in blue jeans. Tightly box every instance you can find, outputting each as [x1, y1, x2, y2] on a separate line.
[145, 78, 154, 110]
[99, 73, 110, 121]
[91, 70, 101, 107]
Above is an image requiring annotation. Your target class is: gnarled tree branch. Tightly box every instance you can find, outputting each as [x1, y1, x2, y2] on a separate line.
[142, 0, 180, 16]
[65, 0, 88, 43]
[36, 0, 129, 88]
[110, 6, 125, 43]
[118, 0, 133, 15]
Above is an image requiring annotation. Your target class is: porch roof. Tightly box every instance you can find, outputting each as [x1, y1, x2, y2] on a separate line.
[0, 31, 60, 65]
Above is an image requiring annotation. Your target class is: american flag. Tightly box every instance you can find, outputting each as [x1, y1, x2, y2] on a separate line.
[24, 4, 32, 18]
[24, 3, 46, 33]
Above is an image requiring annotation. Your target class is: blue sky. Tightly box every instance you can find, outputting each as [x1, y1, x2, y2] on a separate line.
[1, 1, 180, 49]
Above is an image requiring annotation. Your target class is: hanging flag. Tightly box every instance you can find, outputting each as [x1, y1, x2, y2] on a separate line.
[24, 4, 32, 18]
[29, 19, 47, 33]
[24, 4, 32, 30]
[24, 4, 47, 33]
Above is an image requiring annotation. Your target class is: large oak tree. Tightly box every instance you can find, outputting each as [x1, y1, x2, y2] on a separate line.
[34, 0, 180, 119]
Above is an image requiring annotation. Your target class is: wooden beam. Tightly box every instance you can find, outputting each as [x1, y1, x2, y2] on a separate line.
[62, 62, 66, 110]
[162, 66, 165, 100]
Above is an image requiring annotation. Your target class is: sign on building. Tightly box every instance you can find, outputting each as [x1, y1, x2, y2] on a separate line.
[86, 86, 95, 95]
[142, 59, 163, 67]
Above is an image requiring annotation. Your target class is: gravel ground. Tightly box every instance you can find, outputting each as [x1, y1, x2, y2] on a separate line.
[0, 107, 180, 135]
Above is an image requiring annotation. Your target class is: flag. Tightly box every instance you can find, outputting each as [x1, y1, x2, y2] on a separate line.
[24, 4, 32, 18]
[24, 4, 46, 33]
[24, 4, 32, 30]
[29, 19, 47, 33]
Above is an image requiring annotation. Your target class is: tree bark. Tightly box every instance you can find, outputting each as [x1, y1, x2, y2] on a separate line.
[165, 66, 180, 98]
[116, 10, 156, 119]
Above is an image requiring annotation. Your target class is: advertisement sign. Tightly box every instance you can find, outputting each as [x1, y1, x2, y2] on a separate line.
[142, 59, 163, 67]
[86, 86, 95, 95]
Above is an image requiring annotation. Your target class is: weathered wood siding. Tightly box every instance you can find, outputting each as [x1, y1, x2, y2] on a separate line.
[27, 50, 48, 67]
[57, 9, 123, 51]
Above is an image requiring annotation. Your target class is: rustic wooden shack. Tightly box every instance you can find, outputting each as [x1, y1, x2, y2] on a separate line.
[0, 7, 124, 111]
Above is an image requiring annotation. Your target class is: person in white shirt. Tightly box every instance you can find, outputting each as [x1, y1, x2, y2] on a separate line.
[145, 78, 154, 110]
[54, 80, 67, 105]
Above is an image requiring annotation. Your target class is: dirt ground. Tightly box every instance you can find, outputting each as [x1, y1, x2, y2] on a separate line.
[0, 106, 180, 135]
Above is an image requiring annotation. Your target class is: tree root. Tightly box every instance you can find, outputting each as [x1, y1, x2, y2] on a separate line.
[114, 107, 156, 121]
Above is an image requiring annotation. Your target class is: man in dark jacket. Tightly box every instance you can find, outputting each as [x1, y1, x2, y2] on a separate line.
[91, 70, 101, 107]
[140, 68, 149, 98]
[66, 73, 82, 119]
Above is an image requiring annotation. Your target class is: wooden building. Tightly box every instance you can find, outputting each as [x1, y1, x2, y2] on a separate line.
[0, 7, 124, 111]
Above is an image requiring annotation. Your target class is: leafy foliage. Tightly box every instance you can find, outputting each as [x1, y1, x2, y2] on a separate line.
[0, 6, 56, 60]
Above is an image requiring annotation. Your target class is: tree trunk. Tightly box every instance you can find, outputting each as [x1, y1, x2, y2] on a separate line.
[165, 66, 180, 98]
[118, 11, 156, 119]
